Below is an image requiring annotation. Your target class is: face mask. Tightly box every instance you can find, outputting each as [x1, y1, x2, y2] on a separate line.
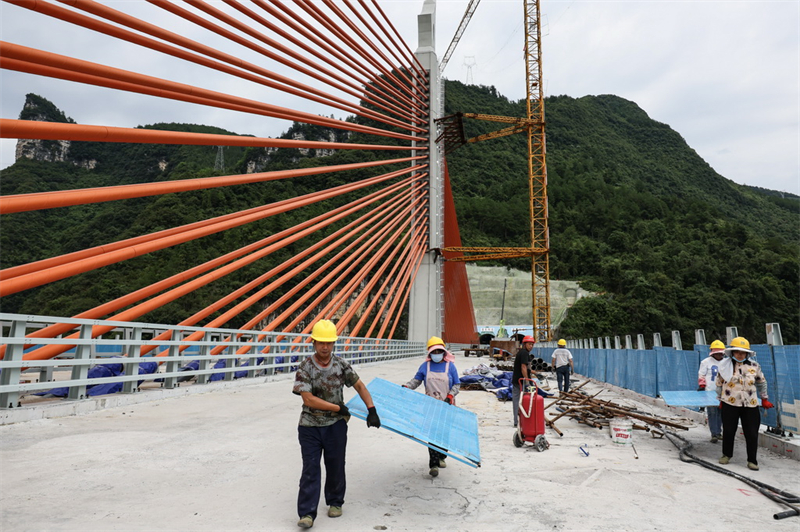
[430, 353, 444, 363]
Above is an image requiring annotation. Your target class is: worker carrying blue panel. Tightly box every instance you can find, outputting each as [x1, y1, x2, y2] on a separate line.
[346, 377, 481, 468]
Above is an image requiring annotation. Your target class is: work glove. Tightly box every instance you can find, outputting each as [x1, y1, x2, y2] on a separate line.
[337, 403, 350, 417]
[366, 406, 381, 428]
[444, 394, 454, 405]
[698, 377, 707, 388]
[697, 385, 706, 391]
[762, 399, 774, 409]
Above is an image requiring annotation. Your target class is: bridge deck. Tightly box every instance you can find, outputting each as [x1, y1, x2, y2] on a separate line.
[1, 354, 798, 531]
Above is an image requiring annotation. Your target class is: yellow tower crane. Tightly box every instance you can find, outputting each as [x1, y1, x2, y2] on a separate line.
[438, 0, 551, 342]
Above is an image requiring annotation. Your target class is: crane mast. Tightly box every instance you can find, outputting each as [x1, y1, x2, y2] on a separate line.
[523, 0, 552, 342]
[438, 0, 552, 342]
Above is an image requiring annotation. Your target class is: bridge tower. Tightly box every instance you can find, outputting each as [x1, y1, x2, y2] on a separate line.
[408, 0, 444, 343]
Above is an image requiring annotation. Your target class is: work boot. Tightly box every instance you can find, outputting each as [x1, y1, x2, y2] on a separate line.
[439, 458, 447, 468]
[328, 506, 342, 518]
[429, 466, 439, 477]
[297, 515, 314, 528]
[718, 455, 730, 465]
[747, 462, 759, 471]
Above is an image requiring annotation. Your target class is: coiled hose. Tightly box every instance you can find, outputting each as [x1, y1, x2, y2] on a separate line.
[664, 430, 799, 520]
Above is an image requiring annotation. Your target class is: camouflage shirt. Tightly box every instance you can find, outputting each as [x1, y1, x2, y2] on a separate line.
[293, 354, 360, 427]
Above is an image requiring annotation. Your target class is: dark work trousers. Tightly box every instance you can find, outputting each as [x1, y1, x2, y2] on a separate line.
[721, 403, 761, 464]
[429, 445, 447, 468]
[297, 419, 348, 519]
[555, 365, 571, 393]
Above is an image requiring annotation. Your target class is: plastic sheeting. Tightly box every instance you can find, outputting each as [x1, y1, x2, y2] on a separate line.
[345, 377, 481, 468]
[35, 360, 158, 397]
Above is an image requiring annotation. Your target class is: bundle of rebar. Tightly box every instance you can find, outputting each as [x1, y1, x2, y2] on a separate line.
[544, 380, 692, 437]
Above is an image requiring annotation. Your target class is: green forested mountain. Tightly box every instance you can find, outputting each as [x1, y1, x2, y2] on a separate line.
[443, 81, 799, 344]
[1, 87, 798, 344]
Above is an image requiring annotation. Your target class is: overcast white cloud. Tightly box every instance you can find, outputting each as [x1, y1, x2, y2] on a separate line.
[2, 0, 798, 195]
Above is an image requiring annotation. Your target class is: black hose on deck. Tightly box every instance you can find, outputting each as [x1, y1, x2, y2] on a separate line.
[663, 429, 799, 520]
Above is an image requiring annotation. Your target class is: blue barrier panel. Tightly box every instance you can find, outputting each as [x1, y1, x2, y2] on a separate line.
[771, 345, 799, 433]
[752, 344, 778, 427]
[606, 349, 626, 388]
[655, 348, 699, 395]
[346, 377, 481, 468]
[661, 390, 720, 407]
[628, 349, 658, 397]
[573, 348, 588, 376]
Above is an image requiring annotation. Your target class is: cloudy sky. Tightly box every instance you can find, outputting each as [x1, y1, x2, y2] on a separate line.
[1, 0, 798, 195]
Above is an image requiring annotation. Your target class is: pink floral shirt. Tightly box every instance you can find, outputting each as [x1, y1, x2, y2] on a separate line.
[716, 360, 767, 408]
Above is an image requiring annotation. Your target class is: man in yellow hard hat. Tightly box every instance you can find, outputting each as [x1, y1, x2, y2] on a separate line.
[551, 339, 574, 393]
[293, 319, 381, 528]
[698, 340, 726, 443]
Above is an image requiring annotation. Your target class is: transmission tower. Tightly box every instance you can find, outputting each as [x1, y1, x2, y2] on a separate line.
[463, 56, 476, 84]
[214, 146, 225, 172]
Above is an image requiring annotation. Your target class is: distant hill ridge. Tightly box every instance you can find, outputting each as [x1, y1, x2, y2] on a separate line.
[1, 88, 797, 343]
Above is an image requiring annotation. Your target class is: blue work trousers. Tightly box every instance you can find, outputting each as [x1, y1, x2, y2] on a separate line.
[297, 419, 348, 519]
[555, 365, 571, 393]
[707, 403, 722, 437]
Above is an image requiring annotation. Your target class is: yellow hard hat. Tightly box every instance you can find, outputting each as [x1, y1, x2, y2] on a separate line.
[311, 319, 338, 342]
[427, 336, 445, 350]
[557, 339, 566, 346]
[726, 336, 754, 354]
[709, 340, 725, 350]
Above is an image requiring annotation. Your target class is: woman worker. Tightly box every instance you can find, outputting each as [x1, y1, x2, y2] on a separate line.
[403, 336, 459, 478]
[715, 336, 774, 470]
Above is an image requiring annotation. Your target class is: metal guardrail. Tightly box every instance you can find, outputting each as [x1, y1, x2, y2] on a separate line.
[0, 313, 425, 409]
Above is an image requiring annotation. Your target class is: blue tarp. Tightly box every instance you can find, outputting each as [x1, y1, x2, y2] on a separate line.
[36, 360, 158, 397]
[346, 377, 481, 468]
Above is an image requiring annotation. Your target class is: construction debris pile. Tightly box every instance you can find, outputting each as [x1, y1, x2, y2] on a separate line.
[544, 380, 693, 437]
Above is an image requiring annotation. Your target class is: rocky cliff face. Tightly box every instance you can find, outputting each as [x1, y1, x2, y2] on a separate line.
[14, 94, 97, 169]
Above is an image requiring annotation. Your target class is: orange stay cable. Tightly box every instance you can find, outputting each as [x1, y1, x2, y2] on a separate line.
[294, 0, 425, 110]
[382, 236, 428, 339]
[251, 0, 427, 121]
[264, 184, 425, 337]
[367, 0, 428, 79]
[219, 0, 426, 127]
[17, 0, 423, 134]
[0, 154, 423, 214]
[0, 165, 419, 296]
[0, 119, 413, 152]
[142, 181, 416, 358]
[12, 174, 418, 362]
[0, 42, 422, 143]
[349, 229, 423, 338]
[0, 180, 408, 359]
[335, 223, 414, 333]
[208, 187, 420, 356]
[322, 0, 421, 99]
[363, 236, 420, 339]
[165, 0, 423, 132]
[301, 203, 421, 334]
[356, 0, 428, 86]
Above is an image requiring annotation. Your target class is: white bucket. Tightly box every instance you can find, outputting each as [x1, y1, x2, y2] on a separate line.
[609, 416, 633, 445]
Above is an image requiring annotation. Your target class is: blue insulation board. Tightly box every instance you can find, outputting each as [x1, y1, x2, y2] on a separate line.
[345, 377, 481, 468]
[659, 390, 761, 407]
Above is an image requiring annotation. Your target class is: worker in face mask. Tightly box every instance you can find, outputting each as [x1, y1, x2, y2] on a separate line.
[402, 336, 460, 477]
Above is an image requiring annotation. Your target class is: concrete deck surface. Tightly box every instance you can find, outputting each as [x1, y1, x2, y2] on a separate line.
[1, 354, 798, 532]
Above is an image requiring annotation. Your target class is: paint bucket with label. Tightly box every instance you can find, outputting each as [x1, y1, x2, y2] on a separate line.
[609, 416, 633, 445]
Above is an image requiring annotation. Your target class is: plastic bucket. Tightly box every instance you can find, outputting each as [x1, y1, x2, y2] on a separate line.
[609, 416, 633, 445]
